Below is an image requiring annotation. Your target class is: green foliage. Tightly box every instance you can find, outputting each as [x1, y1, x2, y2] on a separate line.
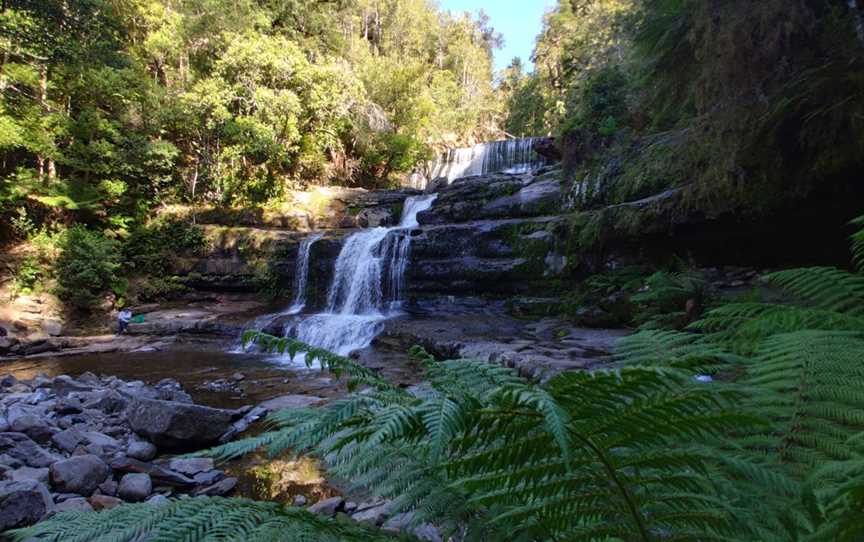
[124, 219, 206, 276]
[54, 226, 121, 309]
[631, 269, 708, 329]
[1, 0, 502, 222]
[355, 132, 432, 184]
[11, 254, 44, 295]
[615, 218, 864, 538]
[560, 265, 649, 327]
[202, 334, 767, 541]
[9, 497, 396, 542]
[503, 0, 634, 135]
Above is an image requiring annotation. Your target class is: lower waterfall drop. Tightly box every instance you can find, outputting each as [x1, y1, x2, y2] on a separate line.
[287, 232, 324, 314]
[230, 231, 323, 353]
[289, 194, 437, 359]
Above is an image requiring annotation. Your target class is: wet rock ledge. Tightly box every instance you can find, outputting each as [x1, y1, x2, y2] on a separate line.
[0, 372, 264, 531]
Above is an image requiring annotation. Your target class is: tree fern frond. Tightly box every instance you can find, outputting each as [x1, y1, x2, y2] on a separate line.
[851, 215, 864, 273]
[692, 302, 864, 354]
[10, 497, 396, 542]
[765, 267, 864, 317]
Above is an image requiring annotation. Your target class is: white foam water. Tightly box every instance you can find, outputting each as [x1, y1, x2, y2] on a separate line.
[287, 232, 324, 314]
[282, 194, 437, 366]
[229, 231, 323, 355]
[424, 137, 546, 185]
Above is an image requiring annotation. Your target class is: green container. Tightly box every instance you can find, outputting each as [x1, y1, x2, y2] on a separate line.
[132, 314, 145, 323]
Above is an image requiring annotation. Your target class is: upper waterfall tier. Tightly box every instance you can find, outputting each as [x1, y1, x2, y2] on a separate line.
[423, 137, 548, 185]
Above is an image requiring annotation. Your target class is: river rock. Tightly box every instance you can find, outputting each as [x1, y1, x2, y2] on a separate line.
[192, 469, 224, 486]
[109, 457, 196, 487]
[42, 320, 63, 337]
[193, 476, 237, 497]
[167, 458, 214, 476]
[126, 397, 237, 449]
[118, 473, 152, 502]
[50, 454, 110, 496]
[308, 496, 344, 517]
[52, 375, 94, 397]
[52, 427, 86, 453]
[55, 397, 84, 415]
[127, 439, 157, 461]
[0, 432, 60, 467]
[356, 207, 395, 228]
[82, 431, 120, 450]
[83, 390, 128, 413]
[259, 394, 324, 411]
[6, 466, 49, 484]
[0, 480, 54, 530]
[89, 494, 123, 510]
[351, 499, 393, 526]
[55, 496, 94, 513]
[8, 406, 54, 444]
[98, 479, 118, 496]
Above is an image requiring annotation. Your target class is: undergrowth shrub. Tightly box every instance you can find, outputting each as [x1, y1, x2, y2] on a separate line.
[122, 218, 205, 302]
[54, 226, 122, 309]
[124, 218, 206, 276]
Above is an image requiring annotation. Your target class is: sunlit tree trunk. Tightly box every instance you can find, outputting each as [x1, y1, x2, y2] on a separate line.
[36, 64, 55, 181]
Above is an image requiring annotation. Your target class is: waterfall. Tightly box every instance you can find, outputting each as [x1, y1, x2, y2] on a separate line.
[288, 194, 437, 358]
[425, 137, 547, 185]
[287, 232, 324, 314]
[229, 231, 322, 353]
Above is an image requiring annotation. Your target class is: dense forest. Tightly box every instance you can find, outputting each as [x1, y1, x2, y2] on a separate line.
[501, 0, 864, 212]
[3, 1, 864, 541]
[0, 0, 501, 210]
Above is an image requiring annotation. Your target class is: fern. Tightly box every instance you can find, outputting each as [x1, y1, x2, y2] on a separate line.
[851, 215, 864, 272]
[23, 214, 864, 541]
[9, 497, 396, 542]
[806, 433, 864, 542]
[692, 302, 864, 354]
[196, 336, 770, 541]
[739, 331, 864, 468]
[763, 267, 864, 317]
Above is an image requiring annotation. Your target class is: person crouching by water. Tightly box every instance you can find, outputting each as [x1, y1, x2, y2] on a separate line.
[117, 309, 132, 334]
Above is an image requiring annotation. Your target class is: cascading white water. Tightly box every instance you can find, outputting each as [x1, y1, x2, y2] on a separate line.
[287, 232, 324, 314]
[425, 137, 547, 185]
[229, 231, 323, 353]
[289, 194, 437, 359]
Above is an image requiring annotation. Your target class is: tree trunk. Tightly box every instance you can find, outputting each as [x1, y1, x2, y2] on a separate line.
[37, 65, 55, 181]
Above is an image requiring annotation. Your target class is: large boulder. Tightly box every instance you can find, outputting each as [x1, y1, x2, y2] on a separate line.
[126, 397, 238, 449]
[0, 480, 54, 530]
[50, 454, 111, 496]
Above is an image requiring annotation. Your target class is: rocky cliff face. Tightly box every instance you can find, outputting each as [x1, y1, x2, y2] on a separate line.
[166, 167, 570, 302]
[409, 168, 566, 294]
